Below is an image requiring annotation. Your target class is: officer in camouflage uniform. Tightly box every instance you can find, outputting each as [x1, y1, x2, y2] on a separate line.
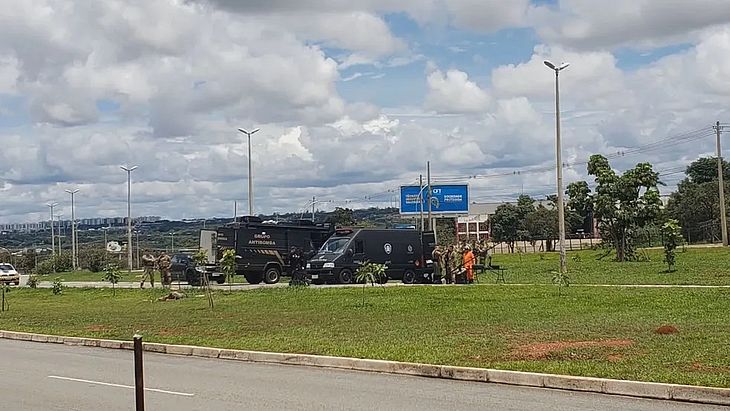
[140, 249, 157, 288]
[157, 251, 172, 287]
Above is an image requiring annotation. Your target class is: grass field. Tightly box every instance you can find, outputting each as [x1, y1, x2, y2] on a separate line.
[0, 285, 728, 388]
[484, 246, 730, 285]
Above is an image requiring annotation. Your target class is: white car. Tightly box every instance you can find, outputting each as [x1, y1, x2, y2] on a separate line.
[0, 263, 20, 285]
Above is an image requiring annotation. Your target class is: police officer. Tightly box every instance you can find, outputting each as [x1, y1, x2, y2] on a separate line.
[288, 246, 306, 286]
[157, 251, 172, 287]
[140, 249, 157, 288]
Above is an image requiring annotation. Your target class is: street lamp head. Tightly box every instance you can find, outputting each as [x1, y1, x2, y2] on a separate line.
[238, 128, 260, 135]
[559, 62, 570, 70]
[65, 188, 80, 194]
[47, 202, 58, 208]
[120, 165, 138, 172]
[544, 60, 570, 71]
[543, 60, 556, 70]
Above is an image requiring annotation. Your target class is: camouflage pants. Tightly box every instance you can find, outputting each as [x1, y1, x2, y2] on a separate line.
[141, 266, 155, 287]
[160, 269, 172, 287]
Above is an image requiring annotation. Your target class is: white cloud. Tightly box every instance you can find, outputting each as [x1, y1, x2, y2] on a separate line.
[425, 69, 491, 114]
[531, 0, 730, 50]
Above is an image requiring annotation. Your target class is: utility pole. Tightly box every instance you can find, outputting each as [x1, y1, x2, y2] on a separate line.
[65, 188, 79, 270]
[234, 200, 237, 222]
[419, 174, 424, 232]
[46, 202, 58, 256]
[312, 196, 316, 222]
[427, 161, 432, 231]
[715, 121, 728, 246]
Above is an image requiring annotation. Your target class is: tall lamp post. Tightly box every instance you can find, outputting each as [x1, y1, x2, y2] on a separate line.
[46, 202, 58, 256]
[237, 128, 260, 216]
[170, 232, 175, 253]
[120, 165, 138, 274]
[544, 59, 570, 274]
[65, 188, 80, 270]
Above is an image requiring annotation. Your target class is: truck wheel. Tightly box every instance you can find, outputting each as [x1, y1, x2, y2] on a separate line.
[336, 269, 353, 284]
[377, 273, 388, 284]
[263, 267, 281, 284]
[402, 270, 416, 284]
[244, 272, 263, 284]
[215, 276, 226, 284]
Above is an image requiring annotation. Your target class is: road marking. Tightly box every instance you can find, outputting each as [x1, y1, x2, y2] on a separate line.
[48, 375, 195, 397]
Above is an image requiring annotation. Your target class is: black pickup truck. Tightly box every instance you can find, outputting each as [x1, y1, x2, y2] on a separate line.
[170, 254, 225, 286]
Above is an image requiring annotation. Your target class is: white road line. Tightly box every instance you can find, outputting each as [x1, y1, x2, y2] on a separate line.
[48, 375, 195, 397]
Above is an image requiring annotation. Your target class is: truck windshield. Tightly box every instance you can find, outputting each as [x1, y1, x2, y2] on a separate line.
[320, 237, 350, 254]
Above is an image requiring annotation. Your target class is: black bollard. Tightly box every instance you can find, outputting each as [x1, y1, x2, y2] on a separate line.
[134, 334, 145, 411]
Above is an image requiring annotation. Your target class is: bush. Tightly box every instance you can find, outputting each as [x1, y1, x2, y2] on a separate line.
[52, 278, 64, 295]
[79, 248, 108, 273]
[34, 259, 54, 275]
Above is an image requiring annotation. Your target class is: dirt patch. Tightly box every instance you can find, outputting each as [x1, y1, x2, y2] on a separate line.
[511, 339, 634, 360]
[689, 362, 730, 373]
[655, 325, 679, 335]
[157, 327, 185, 337]
[606, 354, 624, 362]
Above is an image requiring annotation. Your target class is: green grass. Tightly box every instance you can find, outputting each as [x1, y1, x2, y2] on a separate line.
[0, 285, 728, 387]
[38, 270, 140, 282]
[484, 247, 730, 285]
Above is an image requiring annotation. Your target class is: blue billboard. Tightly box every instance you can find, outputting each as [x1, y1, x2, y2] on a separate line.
[399, 184, 469, 215]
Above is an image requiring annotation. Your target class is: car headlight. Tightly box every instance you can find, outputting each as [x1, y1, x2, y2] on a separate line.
[306, 263, 311, 269]
[323, 262, 335, 268]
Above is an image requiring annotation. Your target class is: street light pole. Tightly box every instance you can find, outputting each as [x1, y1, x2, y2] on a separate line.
[237, 128, 260, 216]
[65, 189, 79, 270]
[46, 202, 58, 256]
[170, 232, 175, 253]
[544, 60, 570, 274]
[120, 165, 138, 274]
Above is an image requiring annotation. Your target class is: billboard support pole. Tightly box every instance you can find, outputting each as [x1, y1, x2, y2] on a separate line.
[427, 161, 432, 231]
[419, 174, 424, 232]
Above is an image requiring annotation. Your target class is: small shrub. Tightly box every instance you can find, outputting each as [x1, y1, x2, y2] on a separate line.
[355, 262, 387, 307]
[551, 270, 570, 296]
[26, 275, 39, 289]
[34, 259, 54, 275]
[52, 278, 64, 295]
[661, 219, 683, 272]
[102, 263, 122, 296]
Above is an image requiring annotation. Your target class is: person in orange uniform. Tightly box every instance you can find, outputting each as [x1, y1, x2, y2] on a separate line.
[463, 245, 476, 284]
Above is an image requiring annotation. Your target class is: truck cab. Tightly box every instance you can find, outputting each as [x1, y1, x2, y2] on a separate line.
[306, 229, 435, 284]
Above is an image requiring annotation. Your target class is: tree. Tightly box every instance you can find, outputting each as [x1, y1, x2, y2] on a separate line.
[435, 218, 456, 246]
[102, 263, 122, 296]
[193, 248, 214, 308]
[666, 157, 730, 243]
[661, 219, 683, 272]
[685, 156, 730, 184]
[586, 155, 662, 261]
[524, 205, 559, 251]
[220, 249, 237, 292]
[491, 204, 521, 252]
[328, 207, 355, 226]
[354, 262, 387, 307]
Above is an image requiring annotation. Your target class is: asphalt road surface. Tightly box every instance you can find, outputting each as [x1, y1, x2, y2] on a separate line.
[0, 339, 724, 411]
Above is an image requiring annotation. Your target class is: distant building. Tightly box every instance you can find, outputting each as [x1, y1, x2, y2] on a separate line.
[0, 216, 161, 232]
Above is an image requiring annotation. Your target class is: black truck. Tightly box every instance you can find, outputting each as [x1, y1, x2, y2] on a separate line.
[199, 216, 334, 284]
[306, 228, 436, 284]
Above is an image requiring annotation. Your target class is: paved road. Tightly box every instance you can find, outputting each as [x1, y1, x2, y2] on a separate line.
[0, 339, 722, 411]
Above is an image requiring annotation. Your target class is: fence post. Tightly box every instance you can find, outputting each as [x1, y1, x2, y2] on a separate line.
[134, 334, 145, 411]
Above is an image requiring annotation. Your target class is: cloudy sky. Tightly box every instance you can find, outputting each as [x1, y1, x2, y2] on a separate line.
[2, 0, 730, 223]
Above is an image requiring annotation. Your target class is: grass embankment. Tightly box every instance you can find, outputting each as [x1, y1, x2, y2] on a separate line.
[37, 271, 248, 284]
[1, 285, 728, 388]
[485, 247, 730, 285]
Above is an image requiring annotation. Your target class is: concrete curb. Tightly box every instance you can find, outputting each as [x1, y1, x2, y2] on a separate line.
[2, 330, 728, 406]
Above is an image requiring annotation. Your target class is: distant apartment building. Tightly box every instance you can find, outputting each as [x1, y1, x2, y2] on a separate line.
[0, 216, 161, 232]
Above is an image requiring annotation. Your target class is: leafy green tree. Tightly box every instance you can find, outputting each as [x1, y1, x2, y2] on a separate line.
[435, 218, 456, 246]
[491, 203, 521, 252]
[586, 155, 662, 261]
[661, 219, 683, 272]
[328, 207, 355, 226]
[102, 263, 122, 296]
[524, 205, 559, 251]
[666, 157, 730, 242]
[685, 156, 730, 184]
